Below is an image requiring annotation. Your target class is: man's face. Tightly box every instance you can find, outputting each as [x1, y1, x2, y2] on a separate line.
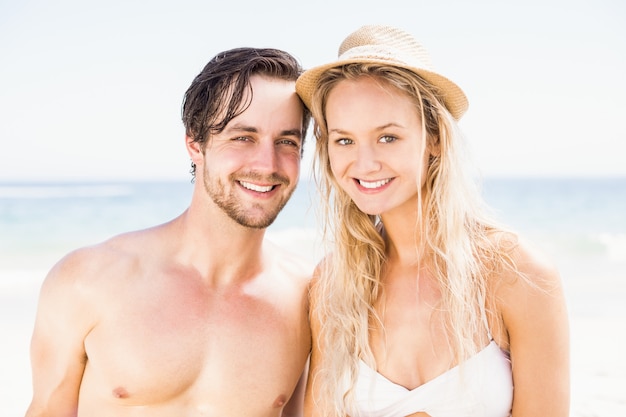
[201, 75, 304, 229]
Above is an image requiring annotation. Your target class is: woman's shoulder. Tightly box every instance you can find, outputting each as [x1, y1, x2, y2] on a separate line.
[489, 231, 565, 317]
[482, 228, 557, 280]
[491, 231, 559, 286]
[485, 231, 567, 351]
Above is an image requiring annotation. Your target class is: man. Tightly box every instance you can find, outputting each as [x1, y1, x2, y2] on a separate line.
[25, 47, 312, 416]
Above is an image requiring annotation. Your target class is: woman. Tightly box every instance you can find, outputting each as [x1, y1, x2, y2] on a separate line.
[296, 25, 569, 417]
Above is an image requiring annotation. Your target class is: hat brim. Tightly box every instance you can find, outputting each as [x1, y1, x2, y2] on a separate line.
[296, 58, 468, 120]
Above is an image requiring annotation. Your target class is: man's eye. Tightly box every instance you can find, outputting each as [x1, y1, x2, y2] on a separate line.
[278, 139, 300, 148]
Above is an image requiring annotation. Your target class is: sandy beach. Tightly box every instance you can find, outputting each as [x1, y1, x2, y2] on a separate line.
[2, 244, 625, 416]
[559, 257, 626, 416]
[1, 268, 43, 416]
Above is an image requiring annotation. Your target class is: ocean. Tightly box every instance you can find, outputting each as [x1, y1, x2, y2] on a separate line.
[1, 178, 625, 271]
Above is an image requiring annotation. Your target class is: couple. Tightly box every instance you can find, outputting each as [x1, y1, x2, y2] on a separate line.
[25, 25, 569, 417]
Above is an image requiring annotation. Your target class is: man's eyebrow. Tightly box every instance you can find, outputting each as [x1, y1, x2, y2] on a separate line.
[225, 124, 258, 134]
[280, 128, 303, 138]
[226, 124, 302, 138]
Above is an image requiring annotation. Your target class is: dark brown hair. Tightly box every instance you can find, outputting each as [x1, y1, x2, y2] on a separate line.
[182, 47, 310, 153]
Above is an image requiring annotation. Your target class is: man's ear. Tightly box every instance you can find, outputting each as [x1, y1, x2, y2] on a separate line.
[186, 135, 204, 165]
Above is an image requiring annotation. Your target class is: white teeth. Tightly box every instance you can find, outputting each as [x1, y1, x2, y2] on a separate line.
[240, 181, 273, 192]
[358, 179, 391, 189]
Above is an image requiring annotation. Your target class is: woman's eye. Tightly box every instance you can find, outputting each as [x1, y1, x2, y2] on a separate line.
[379, 135, 397, 144]
[336, 138, 353, 146]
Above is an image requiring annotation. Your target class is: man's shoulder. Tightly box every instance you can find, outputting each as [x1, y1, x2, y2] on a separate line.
[44, 226, 163, 290]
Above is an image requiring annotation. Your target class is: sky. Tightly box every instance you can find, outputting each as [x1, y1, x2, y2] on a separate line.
[0, 0, 625, 182]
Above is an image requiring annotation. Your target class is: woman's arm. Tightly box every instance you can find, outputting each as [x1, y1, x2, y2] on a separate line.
[497, 239, 570, 417]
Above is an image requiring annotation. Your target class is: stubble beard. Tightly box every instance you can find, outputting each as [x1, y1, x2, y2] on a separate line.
[203, 171, 294, 229]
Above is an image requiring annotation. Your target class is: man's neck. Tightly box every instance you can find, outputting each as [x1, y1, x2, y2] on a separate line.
[173, 196, 269, 287]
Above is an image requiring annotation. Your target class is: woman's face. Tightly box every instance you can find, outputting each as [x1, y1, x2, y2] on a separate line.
[325, 76, 430, 217]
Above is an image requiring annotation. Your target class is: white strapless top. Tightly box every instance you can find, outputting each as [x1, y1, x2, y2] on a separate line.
[351, 340, 513, 417]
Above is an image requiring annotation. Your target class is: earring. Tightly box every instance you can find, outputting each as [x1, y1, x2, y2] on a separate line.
[189, 161, 197, 183]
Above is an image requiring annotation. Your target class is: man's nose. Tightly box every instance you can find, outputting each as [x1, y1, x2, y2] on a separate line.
[251, 139, 279, 173]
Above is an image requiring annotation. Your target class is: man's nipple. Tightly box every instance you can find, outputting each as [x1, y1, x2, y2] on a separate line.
[272, 394, 287, 408]
[113, 386, 129, 399]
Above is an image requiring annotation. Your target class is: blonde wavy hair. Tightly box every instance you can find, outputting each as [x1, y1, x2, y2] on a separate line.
[308, 64, 517, 416]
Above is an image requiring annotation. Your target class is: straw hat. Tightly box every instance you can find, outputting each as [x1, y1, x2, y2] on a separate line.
[296, 25, 469, 120]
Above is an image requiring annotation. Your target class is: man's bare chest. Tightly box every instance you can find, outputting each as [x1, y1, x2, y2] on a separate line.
[81, 285, 306, 406]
